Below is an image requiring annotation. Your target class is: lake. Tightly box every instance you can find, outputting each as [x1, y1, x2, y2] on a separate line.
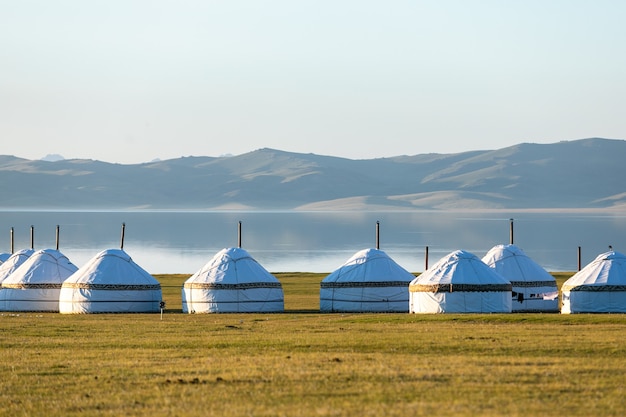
[1, 210, 625, 274]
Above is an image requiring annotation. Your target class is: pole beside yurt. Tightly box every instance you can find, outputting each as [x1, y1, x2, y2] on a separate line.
[409, 250, 512, 313]
[561, 250, 626, 314]
[1, 249, 78, 312]
[482, 244, 558, 312]
[120, 223, 125, 250]
[1, 227, 15, 261]
[182, 247, 284, 313]
[59, 249, 162, 314]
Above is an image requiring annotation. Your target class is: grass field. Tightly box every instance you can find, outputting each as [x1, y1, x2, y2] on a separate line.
[2, 272, 626, 416]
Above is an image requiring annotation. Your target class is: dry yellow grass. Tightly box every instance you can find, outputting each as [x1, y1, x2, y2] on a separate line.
[3, 272, 626, 417]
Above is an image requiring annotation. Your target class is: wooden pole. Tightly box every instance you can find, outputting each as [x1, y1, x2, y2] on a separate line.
[577, 246, 582, 271]
[238, 221, 242, 248]
[30, 225, 34, 250]
[120, 223, 126, 250]
[10, 227, 14, 254]
[509, 218, 514, 245]
[375, 221, 380, 250]
[56, 225, 60, 250]
[425, 246, 429, 270]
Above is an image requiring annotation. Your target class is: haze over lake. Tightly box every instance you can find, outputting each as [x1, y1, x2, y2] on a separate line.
[1, 210, 625, 274]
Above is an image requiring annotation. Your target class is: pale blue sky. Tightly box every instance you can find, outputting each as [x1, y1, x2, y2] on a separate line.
[1, 1, 625, 163]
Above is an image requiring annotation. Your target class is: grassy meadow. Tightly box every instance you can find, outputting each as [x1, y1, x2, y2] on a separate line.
[2, 272, 626, 416]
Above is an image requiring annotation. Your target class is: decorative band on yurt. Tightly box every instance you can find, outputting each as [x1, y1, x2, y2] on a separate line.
[61, 283, 161, 291]
[409, 283, 512, 293]
[562, 284, 626, 292]
[2, 283, 63, 289]
[320, 281, 410, 289]
[183, 282, 282, 290]
[320, 298, 407, 304]
[185, 299, 284, 305]
[509, 280, 557, 288]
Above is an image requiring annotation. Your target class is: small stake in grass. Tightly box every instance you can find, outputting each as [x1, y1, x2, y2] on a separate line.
[160, 301, 166, 320]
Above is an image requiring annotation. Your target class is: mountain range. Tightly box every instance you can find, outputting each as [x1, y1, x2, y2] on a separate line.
[1, 138, 624, 211]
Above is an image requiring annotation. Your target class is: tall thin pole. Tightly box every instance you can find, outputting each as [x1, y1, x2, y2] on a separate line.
[509, 218, 514, 245]
[577, 246, 582, 271]
[10, 227, 14, 254]
[120, 223, 126, 250]
[375, 221, 380, 250]
[55, 225, 60, 250]
[425, 246, 429, 270]
[30, 225, 34, 250]
[238, 221, 242, 248]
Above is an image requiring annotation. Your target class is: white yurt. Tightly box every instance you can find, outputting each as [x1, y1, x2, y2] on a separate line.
[409, 250, 512, 313]
[1, 249, 78, 312]
[59, 249, 162, 314]
[0, 249, 34, 283]
[320, 248, 415, 312]
[561, 250, 626, 314]
[482, 244, 558, 312]
[182, 247, 284, 313]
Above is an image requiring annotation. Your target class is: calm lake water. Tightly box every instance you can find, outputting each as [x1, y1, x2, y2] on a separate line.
[1, 210, 625, 274]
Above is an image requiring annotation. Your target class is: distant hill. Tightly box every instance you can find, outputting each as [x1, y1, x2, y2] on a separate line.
[40, 154, 65, 162]
[1, 138, 624, 210]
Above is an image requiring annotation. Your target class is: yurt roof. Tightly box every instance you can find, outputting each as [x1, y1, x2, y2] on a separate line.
[322, 248, 415, 284]
[563, 251, 626, 289]
[63, 249, 158, 285]
[413, 249, 510, 286]
[0, 253, 10, 263]
[0, 249, 34, 282]
[482, 244, 555, 283]
[185, 247, 279, 285]
[2, 249, 78, 285]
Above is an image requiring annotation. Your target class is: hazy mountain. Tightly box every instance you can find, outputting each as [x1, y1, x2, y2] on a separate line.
[1, 138, 624, 210]
[40, 154, 65, 162]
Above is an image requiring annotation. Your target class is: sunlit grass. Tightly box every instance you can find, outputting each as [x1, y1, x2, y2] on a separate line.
[3, 272, 626, 417]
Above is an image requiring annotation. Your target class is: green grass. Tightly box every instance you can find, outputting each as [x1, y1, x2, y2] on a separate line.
[4, 272, 626, 416]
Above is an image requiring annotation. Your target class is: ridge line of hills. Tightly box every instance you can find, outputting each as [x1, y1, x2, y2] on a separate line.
[1, 137, 625, 211]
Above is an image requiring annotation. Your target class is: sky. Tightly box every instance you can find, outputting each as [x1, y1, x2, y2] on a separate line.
[1, 1, 625, 164]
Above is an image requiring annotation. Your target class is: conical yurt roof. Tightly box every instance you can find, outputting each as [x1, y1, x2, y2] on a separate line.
[320, 248, 414, 313]
[562, 251, 626, 290]
[2, 248, 78, 287]
[0, 249, 34, 283]
[1, 249, 78, 312]
[63, 249, 159, 286]
[482, 244, 555, 283]
[182, 247, 283, 313]
[60, 249, 162, 314]
[185, 247, 280, 285]
[409, 250, 511, 313]
[412, 249, 511, 288]
[322, 248, 415, 284]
